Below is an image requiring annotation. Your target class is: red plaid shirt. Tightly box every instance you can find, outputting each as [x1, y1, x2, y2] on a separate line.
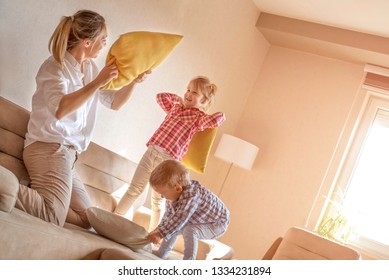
[147, 93, 225, 160]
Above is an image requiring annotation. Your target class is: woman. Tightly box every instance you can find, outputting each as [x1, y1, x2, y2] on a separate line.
[16, 10, 149, 229]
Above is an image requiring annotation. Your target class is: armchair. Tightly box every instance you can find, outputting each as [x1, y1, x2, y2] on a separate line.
[262, 226, 361, 260]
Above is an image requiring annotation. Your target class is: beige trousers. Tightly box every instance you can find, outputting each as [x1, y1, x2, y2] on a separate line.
[16, 141, 91, 228]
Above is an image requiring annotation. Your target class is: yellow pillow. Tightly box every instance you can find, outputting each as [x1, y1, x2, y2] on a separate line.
[101, 31, 183, 90]
[181, 128, 218, 174]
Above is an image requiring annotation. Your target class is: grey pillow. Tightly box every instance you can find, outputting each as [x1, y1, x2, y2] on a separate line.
[86, 207, 151, 251]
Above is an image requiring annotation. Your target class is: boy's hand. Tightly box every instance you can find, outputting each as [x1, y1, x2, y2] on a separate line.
[148, 229, 163, 245]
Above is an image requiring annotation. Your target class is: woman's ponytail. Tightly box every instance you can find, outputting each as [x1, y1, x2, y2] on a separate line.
[48, 16, 73, 66]
[48, 10, 105, 67]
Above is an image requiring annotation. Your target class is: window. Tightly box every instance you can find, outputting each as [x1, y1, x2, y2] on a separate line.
[318, 90, 389, 258]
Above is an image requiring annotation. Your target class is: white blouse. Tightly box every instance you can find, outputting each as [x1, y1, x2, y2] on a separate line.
[25, 52, 115, 153]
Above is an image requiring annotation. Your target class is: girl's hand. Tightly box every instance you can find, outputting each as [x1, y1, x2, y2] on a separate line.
[96, 57, 118, 87]
[134, 70, 152, 83]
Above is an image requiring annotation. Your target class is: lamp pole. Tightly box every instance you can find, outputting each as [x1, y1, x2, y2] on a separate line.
[218, 162, 233, 197]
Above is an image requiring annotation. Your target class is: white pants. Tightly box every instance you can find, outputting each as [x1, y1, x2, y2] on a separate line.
[114, 145, 173, 231]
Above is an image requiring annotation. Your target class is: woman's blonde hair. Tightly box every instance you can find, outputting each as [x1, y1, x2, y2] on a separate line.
[48, 10, 106, 66]
[150, 160, 190, 189]
[189, 76, 218, 111]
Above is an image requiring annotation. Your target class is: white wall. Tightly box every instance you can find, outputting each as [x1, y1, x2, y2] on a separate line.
[0, 0, 268, 163]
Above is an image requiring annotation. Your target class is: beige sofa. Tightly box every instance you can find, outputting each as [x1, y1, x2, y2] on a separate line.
[0, 96, 233, 260]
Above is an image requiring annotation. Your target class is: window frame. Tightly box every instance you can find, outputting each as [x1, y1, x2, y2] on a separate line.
[318, 88, 389, 259]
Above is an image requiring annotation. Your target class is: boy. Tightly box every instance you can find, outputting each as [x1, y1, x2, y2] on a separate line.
[147, 159, 230, 260]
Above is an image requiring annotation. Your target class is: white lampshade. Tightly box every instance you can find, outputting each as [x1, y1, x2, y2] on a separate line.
[214, 134, 259, 170]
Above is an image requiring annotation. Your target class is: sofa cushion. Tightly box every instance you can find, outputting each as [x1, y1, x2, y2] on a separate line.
[0, 166, 20, 212]
[86, 207, 151, 251]
[0, 127, 25, 159]
[77, 142, 137, 185]
[101, 31, 183, 89]
[0, 96, 30, 183]
[0, 154, 29, 184]
[0, 208, 152, 260]
[75, 141, 139, 212]
[0, 96, 30, 138]
[85, 185, 117, 212]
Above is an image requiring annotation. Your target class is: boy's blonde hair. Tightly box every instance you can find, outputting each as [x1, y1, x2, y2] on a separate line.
[150, 160, 190, 189]
[189, 76, 218, 112]
[48, 10, 106, 66]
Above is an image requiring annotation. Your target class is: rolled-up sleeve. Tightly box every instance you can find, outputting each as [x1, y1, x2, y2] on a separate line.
[36, 61, 69, 117]
[98, 90, 115, 108]
[198, 111, 225, 130]
[156, 93, 182, 113]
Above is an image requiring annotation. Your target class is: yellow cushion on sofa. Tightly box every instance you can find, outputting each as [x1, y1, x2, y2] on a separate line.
[101, 31, 183, 90]
[181, 128, 218, 174]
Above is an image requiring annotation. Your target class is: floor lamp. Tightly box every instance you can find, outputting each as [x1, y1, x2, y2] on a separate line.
[214, 133, 259, 197]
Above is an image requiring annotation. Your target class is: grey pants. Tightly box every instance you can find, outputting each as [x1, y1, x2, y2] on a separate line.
[16, 141, 91, 228]
[156, 222, 229, 260]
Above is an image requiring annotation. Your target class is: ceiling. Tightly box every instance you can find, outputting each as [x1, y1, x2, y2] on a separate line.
[252, 0, 389, 37]
[252, 0, 389, 68]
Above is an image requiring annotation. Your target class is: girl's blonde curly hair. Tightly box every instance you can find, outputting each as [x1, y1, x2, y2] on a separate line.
[189, 76, 218, 112]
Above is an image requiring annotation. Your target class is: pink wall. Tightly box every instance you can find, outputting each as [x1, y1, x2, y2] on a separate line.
[215, 46, 365, 259]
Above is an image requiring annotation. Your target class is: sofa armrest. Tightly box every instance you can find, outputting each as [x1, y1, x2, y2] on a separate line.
[0, 165, 20, 212]
[262, 227, 362, 260]
[262, 237, 283, 260]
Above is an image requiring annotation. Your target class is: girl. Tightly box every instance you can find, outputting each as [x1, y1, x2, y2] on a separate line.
[114, 76, 225, 231]
[17, 10, 149, 229]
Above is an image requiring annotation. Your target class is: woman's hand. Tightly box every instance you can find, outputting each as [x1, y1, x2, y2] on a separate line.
[96, 57, 118, 87]
[110, 69, 151, 110]
[134, 70, 152, 83]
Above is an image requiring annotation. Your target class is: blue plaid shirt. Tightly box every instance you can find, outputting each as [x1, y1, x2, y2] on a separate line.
[158, 180, 230, 240]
